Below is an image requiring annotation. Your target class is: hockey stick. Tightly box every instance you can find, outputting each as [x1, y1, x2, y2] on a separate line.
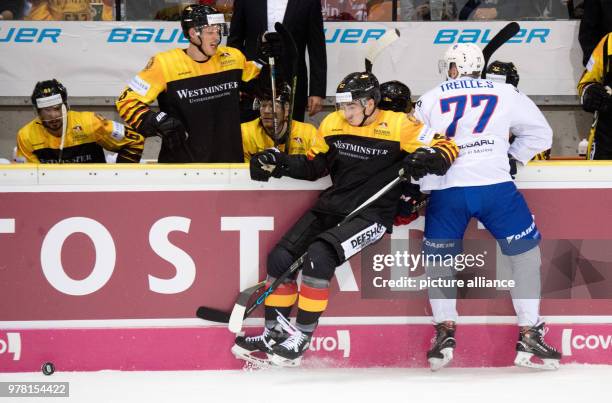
[269, 56, 279, 136]
[480, 22, 520, 78]
[274, 22, 298, 142]
[196, 172, 406, 332]
[365, 28, 400, 73]
[57, 103, 68, 163]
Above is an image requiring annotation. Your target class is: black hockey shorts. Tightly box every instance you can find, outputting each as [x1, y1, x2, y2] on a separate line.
[267, 210, 387, 281]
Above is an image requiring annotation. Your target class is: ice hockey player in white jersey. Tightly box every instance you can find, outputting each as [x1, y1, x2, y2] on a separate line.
[413, 43, 561, 371]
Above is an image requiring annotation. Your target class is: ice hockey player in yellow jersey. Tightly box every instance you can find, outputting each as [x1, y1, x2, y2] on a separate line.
[16, 79, 144, 164]
[578, 33, 612, 159]
[116, 4, 283, 163]
[233, 72, 458, 368]
[242, 79, 316, 161]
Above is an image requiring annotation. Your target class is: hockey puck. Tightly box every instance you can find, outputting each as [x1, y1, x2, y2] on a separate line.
[41, 362, 55, 376]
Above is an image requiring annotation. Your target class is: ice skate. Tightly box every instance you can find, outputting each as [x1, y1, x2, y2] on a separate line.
[232, 325, 287, 368]
[514, 322, 561, 370]
[427, 321, 456, 371]
[269, 314, 312, 367]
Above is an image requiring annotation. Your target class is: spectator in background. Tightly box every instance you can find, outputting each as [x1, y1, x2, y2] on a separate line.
[229, 0, 327, 122]
[322, 0, 368, 21]
[569, 0, 584, 19]
[27, 0, 114, 21]
[579, 0, 612, 66]
[1, 0, 26, 20]
[457, 0, 520, 20]
[153, 1, 233, 21]
[399, 0, 458, 21]
[124, 0, 166, 20]
[16, 79, 144, 164]
[519, 0, 570, 19]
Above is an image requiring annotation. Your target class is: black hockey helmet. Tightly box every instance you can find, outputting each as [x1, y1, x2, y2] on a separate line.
[254, 78, 292, 106]
[379, 80, 412, 112]
[486, 60, 519, 87]
[180, 4, 227, 38]
[336, 72, 381, 106]
[31, 79, 67, 109]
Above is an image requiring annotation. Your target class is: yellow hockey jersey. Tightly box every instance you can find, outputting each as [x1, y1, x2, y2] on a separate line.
[577, 33, 612, 159]
[16, 110, 144, 163]
[116, 46, 260, 163]
[298, 109, 458, 225]
[578, 33, 612, 95]
[27, 0, 113, 21]
[241, 119, 317, 161]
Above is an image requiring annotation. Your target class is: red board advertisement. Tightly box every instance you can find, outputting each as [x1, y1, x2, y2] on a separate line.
[1, 183, 612, 371]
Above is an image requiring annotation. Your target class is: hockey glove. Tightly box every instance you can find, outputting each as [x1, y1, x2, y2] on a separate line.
[250, 148, 287, 181]
[582, 83, 612, 113]
[401, 147, 451, 180]
[394, 184, 429, 226]
[256, 32, 284, 62]
[141, 111, 188, 151]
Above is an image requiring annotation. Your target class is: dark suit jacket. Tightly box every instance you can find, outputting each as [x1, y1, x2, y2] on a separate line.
[228, 0, 327, 121]
[579, 0, 612, 66]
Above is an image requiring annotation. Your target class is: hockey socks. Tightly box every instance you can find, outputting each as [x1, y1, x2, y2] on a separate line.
[295, 279, 330, 333]
[264, 279, 297, 329]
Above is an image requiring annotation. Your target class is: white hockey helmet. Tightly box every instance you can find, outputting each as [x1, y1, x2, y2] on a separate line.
[439, 43, 484, 80]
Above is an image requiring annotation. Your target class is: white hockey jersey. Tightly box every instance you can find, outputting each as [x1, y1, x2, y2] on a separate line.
[414, 77, 552, 191]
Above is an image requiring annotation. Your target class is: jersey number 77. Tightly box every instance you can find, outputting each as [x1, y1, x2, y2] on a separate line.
[439, 94, 498, 137]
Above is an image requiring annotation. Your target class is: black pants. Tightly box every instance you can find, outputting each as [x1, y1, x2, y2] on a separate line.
[267, 210, 387, 281]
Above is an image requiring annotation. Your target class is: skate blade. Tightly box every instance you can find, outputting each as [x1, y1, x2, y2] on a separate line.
[514, 351, 560, 371]
[428, 348, 453, 372]
[269, 354, 302, 368]
[231, 344, 272, 369]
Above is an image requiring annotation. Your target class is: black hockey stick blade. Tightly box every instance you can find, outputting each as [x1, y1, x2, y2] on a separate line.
[481, 22, 520, 78]
[196, 306, 230, 323]
[196, 281, 266, 325]
[365, 28, 400, 73]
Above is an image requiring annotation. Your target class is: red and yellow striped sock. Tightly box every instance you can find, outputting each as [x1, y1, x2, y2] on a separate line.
[264, 281, 297, 324]
[296, 283, 330, 332]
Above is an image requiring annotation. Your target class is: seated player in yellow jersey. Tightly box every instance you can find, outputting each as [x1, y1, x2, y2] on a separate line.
[241, 80, 317, 161]
[16, 79, 144, 164]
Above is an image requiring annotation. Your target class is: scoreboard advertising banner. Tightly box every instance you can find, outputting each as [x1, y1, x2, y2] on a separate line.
[0, 163, 612, 371]
[0, 20, 581, 98]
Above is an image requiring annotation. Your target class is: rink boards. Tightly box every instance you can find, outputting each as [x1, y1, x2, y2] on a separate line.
[1, 162, 612, 371]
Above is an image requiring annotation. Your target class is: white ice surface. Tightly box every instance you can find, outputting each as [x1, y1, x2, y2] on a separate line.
[0, 365, 608, 403]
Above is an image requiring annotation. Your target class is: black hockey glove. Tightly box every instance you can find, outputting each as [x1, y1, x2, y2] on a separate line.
[141, 111, 188, 151]
[582, 83, 611, 113]
[256, 31, 284, 62]
[394, 183, 429, 226]
[508, 154, 518, 179]
[401, 147, 451, 180]
[250, 148, 290, 181]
